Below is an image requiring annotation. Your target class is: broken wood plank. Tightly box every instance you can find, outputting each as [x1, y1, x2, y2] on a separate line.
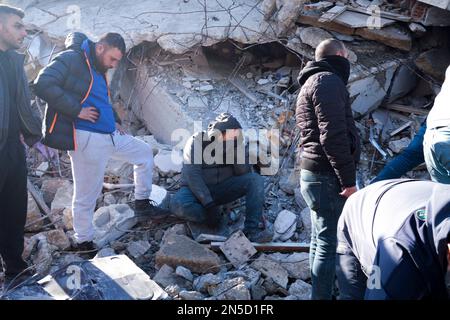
[210, 242, 310, 253]
[319, 5, 347, 23]
[229, 77, 260, 104]
[384, 104, 430, 115]
[346, 6, 411, 22]
[390, 121, 413, 137]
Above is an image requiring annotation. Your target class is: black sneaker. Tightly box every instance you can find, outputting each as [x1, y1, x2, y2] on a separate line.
[134, 199, 172, 220]
[71, 241, 98, 258]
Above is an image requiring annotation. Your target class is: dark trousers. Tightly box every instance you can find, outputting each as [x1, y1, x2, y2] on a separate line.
[170, 172, 264, 231]
[336, 251, 367, 300]
[0, 140, 28, 275]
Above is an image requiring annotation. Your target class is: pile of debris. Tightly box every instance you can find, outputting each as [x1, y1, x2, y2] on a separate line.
[2, 0, 449, 299]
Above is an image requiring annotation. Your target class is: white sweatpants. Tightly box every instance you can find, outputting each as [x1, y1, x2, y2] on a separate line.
[68, 129, 153, 243]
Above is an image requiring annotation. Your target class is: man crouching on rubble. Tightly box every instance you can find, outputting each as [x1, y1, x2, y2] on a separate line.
[336, 179, 450, 299]
[34, 32, 171, 254]
[170, 113, 272, 243]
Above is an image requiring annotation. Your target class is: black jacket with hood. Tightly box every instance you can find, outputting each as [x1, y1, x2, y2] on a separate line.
[34, 32, 121, 151]
[180, 113, 252, 207]
[296, 56, 360, 188]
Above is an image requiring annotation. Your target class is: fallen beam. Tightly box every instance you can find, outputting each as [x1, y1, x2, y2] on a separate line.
[390, 121, 413, 137]
[384, 104, 430, 115]
[209, 242, 310, 253]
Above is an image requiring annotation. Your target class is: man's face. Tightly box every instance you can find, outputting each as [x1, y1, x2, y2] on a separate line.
[221, 129, 241, 142]
[95, 43, 123, 73]
[0, 14, 27, 50]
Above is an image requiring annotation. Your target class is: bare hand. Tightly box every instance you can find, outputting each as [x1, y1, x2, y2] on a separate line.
[116, 123, 126, 135]
[78, 107, 99, 123]
[339, 186, 357, 198]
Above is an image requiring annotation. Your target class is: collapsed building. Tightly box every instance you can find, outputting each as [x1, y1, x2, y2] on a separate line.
[1, 0, 449, 300]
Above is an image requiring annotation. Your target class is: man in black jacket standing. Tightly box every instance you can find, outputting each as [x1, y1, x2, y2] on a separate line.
[170, 113, 272, 243]
[0, 5, 42, 282]
[296, 39, 360, 299]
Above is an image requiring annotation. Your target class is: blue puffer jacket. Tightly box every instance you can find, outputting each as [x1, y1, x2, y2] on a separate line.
[34, 32, 121, 151]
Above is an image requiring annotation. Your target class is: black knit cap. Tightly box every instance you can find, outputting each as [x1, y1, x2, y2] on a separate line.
[208, 112, 242, 133]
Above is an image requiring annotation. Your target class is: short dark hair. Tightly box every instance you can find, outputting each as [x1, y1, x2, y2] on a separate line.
[0, 4, 25, 20]
[315, 38, 346, 61]
[98, 33, 126, 55]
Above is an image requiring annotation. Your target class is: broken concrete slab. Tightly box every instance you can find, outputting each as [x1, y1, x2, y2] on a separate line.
[388, 65, 418, 103]
[276, 0, 308, 35]
[288, 279, 312, 300]
[26, 192, 43, 232]
[95, 247, 116, 259]
[270, 252, 310, 280]
[193, 273, 223, 293]
[178, 290, 205, 300]
[155, 234, 221, 274]
[415, 48, 450, 81]
[45, 229, 71, 251]
[40, 178, 68, 206]
[294, 187, 308, 210]
[389, 137, 411, 154]
[273, 210, 298, 242]
[50, 180, 73, 229]
[220, 230, 257, 268]
[126, 240, 151, 259]
[176, 266, 194, 282]
[153, 264, 193, 290]
[93, 204, 137, 248]
[250, 254, 289, 289]
[348, 75, 386, 117]
[211, 277, 251, 300]
[161, 224, 188, 244]
[224, 268, 262, 289]
[298, 27, 334, 49]
[354, 25, 412, 52]
[279, 168, 299, 195]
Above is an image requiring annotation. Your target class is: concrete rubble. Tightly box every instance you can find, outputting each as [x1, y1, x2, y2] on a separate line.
[3, 0, 448, 300]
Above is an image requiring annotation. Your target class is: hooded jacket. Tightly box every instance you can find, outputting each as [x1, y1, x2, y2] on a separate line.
[296, 56, 360, 188]
[34, 32, 121, 151]
[180, 113, 251, 206]
[337, 179, 450, 299]
[0, 50, 42, 150]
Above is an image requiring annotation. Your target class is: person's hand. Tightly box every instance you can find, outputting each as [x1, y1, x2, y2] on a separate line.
[78, 107, 99, 123]
[204, 201, 222, 228]
[340, 186, 357, 198]
[116, 123, 126, 135]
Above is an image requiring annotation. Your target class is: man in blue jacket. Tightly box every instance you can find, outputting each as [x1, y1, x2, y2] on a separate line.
[35, 32, 170, 253]
[336, 179, 450, 299]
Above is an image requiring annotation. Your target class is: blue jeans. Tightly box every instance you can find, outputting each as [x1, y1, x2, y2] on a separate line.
[300, 169, 346, 300]
[170, 172, 264, 231]
[371, 124, 426, 183]
[423, 126, 450, 183]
